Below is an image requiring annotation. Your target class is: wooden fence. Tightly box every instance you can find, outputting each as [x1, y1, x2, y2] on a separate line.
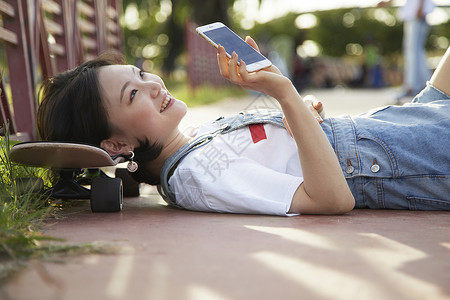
[0, 0, 122, 140]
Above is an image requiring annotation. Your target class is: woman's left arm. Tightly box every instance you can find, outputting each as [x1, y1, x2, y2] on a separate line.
[217, 38, 354, 214]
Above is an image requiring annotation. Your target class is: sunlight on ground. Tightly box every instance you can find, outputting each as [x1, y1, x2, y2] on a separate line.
[106, 254, 135, 298]
[252, 251, 383, 299]
[441, 242, 450, 251]
[357, 233, 427, 268]
[245, 225, 337, 250]
[246, 226, 446, 299]
[144, 261, 171, 299]
[188, 285, 229, 300]
[354, 233, 443, 298]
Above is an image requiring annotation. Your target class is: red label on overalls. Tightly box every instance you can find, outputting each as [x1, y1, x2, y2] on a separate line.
[249, 124, 267, 144]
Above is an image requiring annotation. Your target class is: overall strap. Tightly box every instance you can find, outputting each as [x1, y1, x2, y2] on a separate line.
[158, 110, 285, 206]
[158, 124, 229, 206]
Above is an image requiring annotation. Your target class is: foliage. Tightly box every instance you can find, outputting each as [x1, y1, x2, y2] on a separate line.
[0, 130, 52, 243]
[122, 1, 450, 78]
[0, 127, 116, 282]
[166, 79, 247, 107]
[0, 128, 51, 277]
[249, 8, 403, 57]
[121, 0, 240, 70]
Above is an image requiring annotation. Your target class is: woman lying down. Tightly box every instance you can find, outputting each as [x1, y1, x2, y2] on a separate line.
[37, 38, 450, 215]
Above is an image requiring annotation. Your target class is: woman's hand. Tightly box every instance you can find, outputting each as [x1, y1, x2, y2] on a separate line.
[283, 95, 325, 137]
[303, 95, 325, 119]
[217, 36, 293, 100]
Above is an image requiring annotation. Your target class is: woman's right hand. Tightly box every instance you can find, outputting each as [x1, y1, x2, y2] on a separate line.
[217, 37, 293, 100]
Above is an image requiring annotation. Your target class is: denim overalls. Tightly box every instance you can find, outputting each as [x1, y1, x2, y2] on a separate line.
[322, 84, 450, 209]
[159, 84, 450, 211]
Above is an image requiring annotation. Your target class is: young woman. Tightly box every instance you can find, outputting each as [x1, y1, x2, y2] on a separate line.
[38, 38, 450, 216]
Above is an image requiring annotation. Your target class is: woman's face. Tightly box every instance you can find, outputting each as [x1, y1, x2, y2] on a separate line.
[98, 64, 187, 149]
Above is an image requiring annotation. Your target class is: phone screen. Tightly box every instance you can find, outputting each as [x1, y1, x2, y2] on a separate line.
[202, 27, 266, 65]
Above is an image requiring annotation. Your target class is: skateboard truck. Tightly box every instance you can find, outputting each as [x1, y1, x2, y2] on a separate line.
[51, 169, 91, 199]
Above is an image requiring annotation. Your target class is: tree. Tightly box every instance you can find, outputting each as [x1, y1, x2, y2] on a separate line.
[162, 0, 232, 74]
[122, 0, 239, 73]
[121, 1, 449, 74]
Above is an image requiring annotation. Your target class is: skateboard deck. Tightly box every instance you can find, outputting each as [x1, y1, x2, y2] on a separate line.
[10, 141, 126, 212]
[10, 141, 121, 169]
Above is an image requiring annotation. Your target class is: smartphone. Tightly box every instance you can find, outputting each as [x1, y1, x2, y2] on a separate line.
[196, 22, 272, 72]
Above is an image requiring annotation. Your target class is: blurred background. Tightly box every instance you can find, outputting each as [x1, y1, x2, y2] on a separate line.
[120, 0, 450, 106]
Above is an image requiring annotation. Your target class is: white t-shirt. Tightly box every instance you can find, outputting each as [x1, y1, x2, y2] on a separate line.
[168, 121, 304, 216]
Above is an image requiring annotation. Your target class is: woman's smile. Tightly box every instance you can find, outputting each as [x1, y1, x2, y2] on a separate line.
[160, 93, 175, 113]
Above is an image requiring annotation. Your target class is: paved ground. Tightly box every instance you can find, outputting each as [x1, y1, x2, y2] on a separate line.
[179, 86, 399, 128]
[2, 88, 450, 300]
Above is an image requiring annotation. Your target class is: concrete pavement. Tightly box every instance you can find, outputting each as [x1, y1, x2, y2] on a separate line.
[180, 87, 398, 129]
[2, 88, 450, 300]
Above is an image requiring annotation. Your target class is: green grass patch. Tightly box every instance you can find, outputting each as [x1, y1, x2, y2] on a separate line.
[166, 81, 248, 107]
[0, 126, 116, 283]
[0, 128, 54, 280]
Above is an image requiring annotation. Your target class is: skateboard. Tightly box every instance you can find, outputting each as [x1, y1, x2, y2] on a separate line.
[10, 141, 138, 212]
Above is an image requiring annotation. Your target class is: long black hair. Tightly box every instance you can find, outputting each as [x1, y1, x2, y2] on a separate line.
[38, 52, 163, 185]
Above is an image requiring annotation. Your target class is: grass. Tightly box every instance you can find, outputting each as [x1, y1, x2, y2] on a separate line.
[0, 81, 246, 283]
[0, 126, 114, 283]
[165, 80, 248, 107]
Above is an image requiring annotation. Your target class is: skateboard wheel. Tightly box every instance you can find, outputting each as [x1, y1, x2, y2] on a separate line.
[90, 177, 123, 212]
[115, 168, 140, 197]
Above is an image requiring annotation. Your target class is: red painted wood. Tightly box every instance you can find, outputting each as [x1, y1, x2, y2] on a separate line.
[2, 0, 36, 139]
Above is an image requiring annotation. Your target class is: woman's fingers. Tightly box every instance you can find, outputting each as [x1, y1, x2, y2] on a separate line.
[228, 52, 253, 87]
[217, 45, 230, 78]
[217, 41, 276, 94]
[245, 36, 260, 52]
[218, 45, 243, 84]
[313, 100, 323, 112]
[218, 37, 258, 82]
[238, 60, 251, 81]
[303, 95, 324, 123]
[313, 101, 325, 118]
[313, 100, 325, 118]
[228, 51, 241, 83]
